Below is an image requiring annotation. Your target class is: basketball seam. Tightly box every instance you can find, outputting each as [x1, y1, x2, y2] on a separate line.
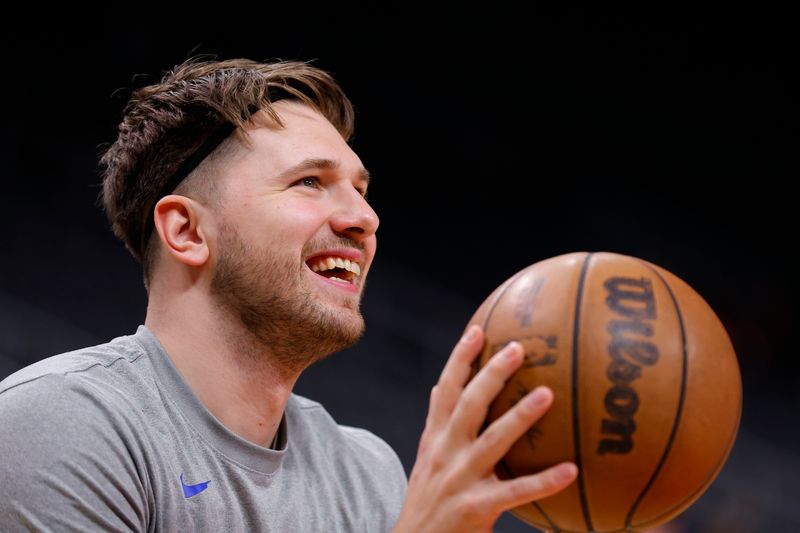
[623, 260, 689, 528]
[475, 265, 531, 371]
[479, 264, 560, 532]
[631, 357, 742, 528]
[572, 252, 594, 532]
[629, 264, 742, 528]
[631, 416, 740, 529]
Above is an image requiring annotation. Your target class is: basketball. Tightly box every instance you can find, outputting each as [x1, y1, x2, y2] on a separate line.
[466, 251, 742, 532]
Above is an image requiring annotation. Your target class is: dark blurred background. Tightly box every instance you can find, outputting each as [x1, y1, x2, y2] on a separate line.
[1, 7, 797, 532]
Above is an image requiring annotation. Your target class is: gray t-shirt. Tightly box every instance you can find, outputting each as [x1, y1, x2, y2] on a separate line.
[0, 326, 407, 532]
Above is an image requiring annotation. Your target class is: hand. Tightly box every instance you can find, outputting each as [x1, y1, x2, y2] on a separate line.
[393, 325, 578, 533]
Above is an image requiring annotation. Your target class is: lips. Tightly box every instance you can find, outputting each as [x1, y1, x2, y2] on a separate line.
[308, 255, 361, 279]
[305, 250, 364, 291]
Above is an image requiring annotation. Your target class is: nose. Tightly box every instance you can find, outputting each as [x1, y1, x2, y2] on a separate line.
[329, 186, 380, 241]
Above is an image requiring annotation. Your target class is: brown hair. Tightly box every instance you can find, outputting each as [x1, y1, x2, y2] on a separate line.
[100, 57, 355, 287]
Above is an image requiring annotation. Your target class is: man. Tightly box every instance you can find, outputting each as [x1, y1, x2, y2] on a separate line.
[0, 57, 576, 532]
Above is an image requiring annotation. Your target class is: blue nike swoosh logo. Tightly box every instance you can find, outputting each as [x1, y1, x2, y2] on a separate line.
[180, 472, 211, 498]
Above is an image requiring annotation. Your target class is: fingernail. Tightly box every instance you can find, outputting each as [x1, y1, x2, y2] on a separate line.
[525, 386, 550, 407]
[556, 463, 578, 482]
[462, 325, 479, 342]
[502, 341, 522, 360]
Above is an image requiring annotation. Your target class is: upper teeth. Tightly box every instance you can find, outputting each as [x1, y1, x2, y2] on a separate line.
[310, 256, 361, 276]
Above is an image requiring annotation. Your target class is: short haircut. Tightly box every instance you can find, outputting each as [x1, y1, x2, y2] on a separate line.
[100, 57, 355, 287]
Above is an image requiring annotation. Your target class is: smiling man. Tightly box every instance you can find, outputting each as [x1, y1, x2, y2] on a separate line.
[0, 58, 576, 532]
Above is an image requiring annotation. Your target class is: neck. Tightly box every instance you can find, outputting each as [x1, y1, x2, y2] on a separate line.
[145, 288, 300, 448]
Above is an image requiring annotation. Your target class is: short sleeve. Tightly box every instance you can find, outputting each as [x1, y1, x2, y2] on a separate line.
[0, 374, 149, 532]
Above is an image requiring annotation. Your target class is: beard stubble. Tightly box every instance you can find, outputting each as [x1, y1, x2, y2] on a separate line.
[209, 222, 366, 373]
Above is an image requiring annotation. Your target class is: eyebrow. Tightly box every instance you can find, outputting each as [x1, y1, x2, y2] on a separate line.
[277, 157, 371, 186]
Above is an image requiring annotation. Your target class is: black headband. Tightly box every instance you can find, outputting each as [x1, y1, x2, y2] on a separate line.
[139, 121, 236, 257]
[139, 91, 296, 259]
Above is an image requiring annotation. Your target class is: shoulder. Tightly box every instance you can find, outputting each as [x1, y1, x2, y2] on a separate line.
[0, 368, 142, 453]
[287, 394, 407, 528]
[0, 330, 156, 459]
[287, 393, 407, 478]
[0, 363, 149, 495]
[0, 329, 148, 397]
[0, 350, 150, 531]
[340, 424, 402, 464]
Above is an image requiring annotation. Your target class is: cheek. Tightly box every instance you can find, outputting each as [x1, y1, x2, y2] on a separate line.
[366, 235, 378, 257]
[247, 201, 327, 246]
[361, 236, 378, 273]
[275, 201, 327, 233]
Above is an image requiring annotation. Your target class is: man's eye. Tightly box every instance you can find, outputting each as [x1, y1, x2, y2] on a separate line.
[296, 177, 319, 188]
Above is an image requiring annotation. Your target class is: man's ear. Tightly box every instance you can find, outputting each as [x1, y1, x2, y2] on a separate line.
[152, 195, 211, 267]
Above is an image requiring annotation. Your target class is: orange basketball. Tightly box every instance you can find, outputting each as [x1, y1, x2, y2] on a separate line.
[466, 251, 742, 532]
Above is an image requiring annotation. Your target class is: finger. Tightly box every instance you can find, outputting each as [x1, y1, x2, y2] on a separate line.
[448, 341, 524, 439]
[485, 462, 578, 512]
[469, 386, 553, 474]
[427, 325, 485, 431]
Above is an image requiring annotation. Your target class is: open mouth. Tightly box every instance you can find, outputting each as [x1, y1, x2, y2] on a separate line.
[306, 255, 362, 285]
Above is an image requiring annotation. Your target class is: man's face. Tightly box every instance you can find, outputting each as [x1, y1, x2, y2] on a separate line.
[208, 100, 379, 370]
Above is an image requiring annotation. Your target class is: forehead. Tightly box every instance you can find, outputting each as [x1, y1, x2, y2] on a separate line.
[237, 100, 362, 173]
